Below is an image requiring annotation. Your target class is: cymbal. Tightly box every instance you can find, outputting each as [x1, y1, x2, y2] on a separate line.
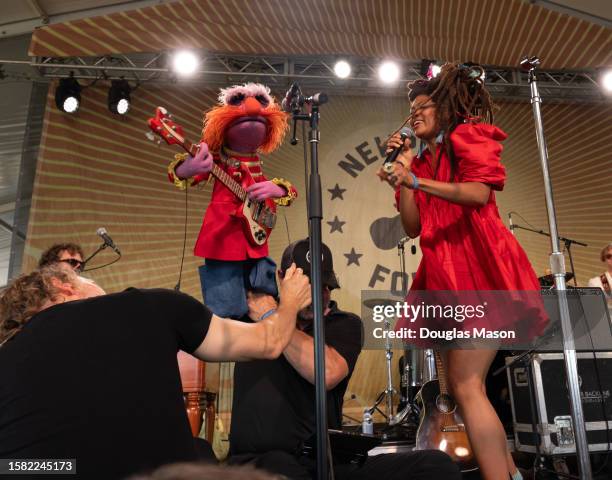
[362, 298, 399, 309]
[538, 272, 575, 286]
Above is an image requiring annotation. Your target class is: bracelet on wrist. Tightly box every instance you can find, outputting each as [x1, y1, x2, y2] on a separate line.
[408, 172, 419, 190]
[259, 308, 277, 321]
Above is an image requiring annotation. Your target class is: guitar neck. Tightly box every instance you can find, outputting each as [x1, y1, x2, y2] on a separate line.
[434, 351, 449, 395]
[180, 139, 247, 202]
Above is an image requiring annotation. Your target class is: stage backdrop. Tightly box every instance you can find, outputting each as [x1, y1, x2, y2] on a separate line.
[23, 82, 612, 423]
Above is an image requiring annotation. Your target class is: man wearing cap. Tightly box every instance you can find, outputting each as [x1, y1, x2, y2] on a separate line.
[228, 239, 461, 480]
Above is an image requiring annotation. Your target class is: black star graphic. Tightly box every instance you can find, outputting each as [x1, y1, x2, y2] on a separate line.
[344, 248, 363, 266]
[328, 183, 346, 200]
[327, 216, 346, 234]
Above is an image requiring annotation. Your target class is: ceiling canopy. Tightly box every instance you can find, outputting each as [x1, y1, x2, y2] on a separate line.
[28, 0, 612, 70]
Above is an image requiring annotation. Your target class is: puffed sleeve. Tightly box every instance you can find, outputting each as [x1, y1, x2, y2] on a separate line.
[451, 123, 507, 191]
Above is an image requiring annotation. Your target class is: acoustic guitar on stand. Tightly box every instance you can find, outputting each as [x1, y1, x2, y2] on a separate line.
[147, 106, 276, 246]
[414, 350, 478, 472]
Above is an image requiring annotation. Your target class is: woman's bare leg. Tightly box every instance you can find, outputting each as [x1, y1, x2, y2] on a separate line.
[444, 349, 509, 480]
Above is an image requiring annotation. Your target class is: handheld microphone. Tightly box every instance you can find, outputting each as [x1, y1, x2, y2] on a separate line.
[508, 212, 515, 235]
[96, 227, 121, 255]
[281, 82, 301, 113]
[384, 127, 414, 165]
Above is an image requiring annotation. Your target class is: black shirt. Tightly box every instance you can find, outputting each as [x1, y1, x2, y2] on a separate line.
[229, 301, 363, 455]
[0, 288, 212, 479]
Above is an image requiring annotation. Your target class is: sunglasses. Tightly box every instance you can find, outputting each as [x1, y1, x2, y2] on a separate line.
[59, 258, 85, 272]
[410, 101, 436, 117]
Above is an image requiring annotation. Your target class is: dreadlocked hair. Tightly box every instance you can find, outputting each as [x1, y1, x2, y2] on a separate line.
[407, 62, 495, 180]
[0, 265, 75, 346]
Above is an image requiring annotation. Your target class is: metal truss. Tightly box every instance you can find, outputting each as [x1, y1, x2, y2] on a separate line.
[1, 52, 609, 103]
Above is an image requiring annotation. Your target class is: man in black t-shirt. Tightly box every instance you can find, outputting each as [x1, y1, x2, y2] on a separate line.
[229, 239, 461, 480]
[0, 264, 310, 479]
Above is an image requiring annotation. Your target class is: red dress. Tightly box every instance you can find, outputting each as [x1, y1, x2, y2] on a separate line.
[395, 123, 547, 339]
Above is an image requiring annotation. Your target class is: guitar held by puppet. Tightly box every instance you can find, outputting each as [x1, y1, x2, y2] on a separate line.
[147, 106, 276, 246]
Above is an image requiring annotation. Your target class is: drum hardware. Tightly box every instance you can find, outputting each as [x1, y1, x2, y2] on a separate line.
[362, 238, 427, 428]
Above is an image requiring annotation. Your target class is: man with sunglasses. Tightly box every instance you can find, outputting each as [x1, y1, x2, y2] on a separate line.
[38, 242, 86, 273]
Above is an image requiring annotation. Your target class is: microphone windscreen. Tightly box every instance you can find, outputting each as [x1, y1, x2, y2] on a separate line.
[400, 126, 414, 138]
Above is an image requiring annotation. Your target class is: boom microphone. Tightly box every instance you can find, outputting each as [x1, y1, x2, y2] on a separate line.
[96, 227, 121, 255]
[281, 82, 301, 113]
[398, 236, 410, 246]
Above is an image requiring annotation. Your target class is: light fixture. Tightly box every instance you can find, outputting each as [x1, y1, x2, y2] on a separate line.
[172, 50, 199, 76]
[602, 69, 612, 93]
[429, 64, 441, 78]
[333, 60, 351, 79]
[108, 79, 131, 115]
[55, 75, 81, 113]
[378, 61, 400, 84]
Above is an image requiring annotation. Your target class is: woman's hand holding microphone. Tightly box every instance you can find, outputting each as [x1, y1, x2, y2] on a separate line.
[376, 130, 417, 189]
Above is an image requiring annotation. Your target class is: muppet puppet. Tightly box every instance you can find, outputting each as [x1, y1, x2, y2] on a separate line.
[167, 83, 297, 318]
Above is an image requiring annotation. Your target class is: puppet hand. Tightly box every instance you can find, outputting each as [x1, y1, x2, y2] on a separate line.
[175, 142, 213, 178]
[246, 181, 285, 201]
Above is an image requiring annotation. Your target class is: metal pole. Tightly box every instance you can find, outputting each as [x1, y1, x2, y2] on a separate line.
[307, 103, 328, 480]
[384, 320, 395, 419]
[523, 56, 592, 479]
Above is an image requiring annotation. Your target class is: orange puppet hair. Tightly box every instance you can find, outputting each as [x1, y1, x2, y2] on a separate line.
[201, 83, 289, 154]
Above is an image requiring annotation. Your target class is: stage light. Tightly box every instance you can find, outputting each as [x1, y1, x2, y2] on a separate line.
[108, 79, 131, 115]
[172, 50, 199, 76]
[378, 61, 400, 84]
[334, 60, 351, 79]
[55, 76, 81, 113]
[602, 70, 612, 93]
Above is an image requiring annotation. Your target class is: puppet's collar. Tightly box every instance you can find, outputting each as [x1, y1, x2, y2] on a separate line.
[222, 146, 258, 158]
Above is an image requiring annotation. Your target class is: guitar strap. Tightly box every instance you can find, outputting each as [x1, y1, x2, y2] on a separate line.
[600, 273, 611, 295]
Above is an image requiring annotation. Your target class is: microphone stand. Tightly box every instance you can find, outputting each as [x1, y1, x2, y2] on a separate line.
[82, 242, 122, 272]
[511, 222, 587, 286]
[287, 84, 330, 480]
[83, 243, 108, 265]
[521, 56, 592, 479]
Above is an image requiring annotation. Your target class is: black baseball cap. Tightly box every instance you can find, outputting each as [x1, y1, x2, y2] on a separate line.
[280, 238, 340, 290]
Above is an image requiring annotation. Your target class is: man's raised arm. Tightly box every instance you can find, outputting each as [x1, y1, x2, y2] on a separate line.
[193, 264, 310, 362]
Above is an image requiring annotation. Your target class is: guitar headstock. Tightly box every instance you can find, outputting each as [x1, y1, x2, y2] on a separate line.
[147, 106, 186, 147]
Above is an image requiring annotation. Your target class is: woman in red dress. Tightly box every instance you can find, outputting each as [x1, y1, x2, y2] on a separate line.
[378, 63, 545, 480]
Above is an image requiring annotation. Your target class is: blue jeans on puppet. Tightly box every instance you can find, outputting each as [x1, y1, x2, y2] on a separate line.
[199, 257, 278, 318]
